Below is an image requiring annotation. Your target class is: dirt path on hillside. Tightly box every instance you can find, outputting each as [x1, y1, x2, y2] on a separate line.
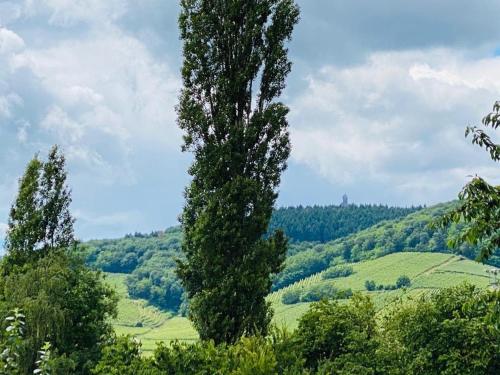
[415, 255, 456, 278]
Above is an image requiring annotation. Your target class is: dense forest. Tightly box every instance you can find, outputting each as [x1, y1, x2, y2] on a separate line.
[268, 204, 422, 242]
[78, 228, 186, 312]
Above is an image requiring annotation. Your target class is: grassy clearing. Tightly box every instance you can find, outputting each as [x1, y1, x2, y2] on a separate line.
[104, 273, 197, 354]
[106, 252, 496, 353]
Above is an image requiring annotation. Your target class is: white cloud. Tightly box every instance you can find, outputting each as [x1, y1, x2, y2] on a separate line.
[290, 49, 500, 203]
[41, 106, 84, 142]
[19, 0, 127, 27]
[0, 93, 22, 119]
[0, 28, 24, 55]
[13, 27, 180, 145]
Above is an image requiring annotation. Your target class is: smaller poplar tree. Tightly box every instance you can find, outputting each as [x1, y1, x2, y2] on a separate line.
[4, 145, 75, 269]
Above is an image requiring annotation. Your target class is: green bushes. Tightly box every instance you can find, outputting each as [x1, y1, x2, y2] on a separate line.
[91, 284, 500, 374]
[282, 284, 353, 305]
[322, 265, 354, 280]
[0, 252, 118, 374]
[395, 275, 411, 288]
[294, 294, 378, 371]
[365, 275, 411, 291]
[378, 284, 500, 374]
[78, 229, 186, 313]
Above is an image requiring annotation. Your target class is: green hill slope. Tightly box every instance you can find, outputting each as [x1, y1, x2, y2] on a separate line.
[273, 202, 500, 291]
[107, 252, 497, 352]
[81, 204, 423, 312]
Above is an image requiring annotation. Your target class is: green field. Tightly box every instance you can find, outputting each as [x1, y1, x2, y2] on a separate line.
[106, 252, 496, 354]
[105, 273, 198, 354]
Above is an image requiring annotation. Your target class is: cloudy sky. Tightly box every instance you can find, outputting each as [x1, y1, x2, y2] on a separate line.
[1, 0, 500, 241]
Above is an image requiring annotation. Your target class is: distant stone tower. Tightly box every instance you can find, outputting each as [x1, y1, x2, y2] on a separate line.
[341, 193, 348, 207]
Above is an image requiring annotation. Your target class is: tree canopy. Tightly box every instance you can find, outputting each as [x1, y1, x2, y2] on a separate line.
[436, 101, 500, 261]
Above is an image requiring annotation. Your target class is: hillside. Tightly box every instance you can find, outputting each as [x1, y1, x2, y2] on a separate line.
[106, 252, 497, 353]
[82, 202, 499, 314]
[80, 204, 423, 312]
[272, 202, 500, 291]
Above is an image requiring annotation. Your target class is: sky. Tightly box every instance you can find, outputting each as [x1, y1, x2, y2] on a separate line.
[1, 0, 500, 241]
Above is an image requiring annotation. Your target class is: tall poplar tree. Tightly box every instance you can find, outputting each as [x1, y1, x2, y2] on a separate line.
[176, 0, 299, 343]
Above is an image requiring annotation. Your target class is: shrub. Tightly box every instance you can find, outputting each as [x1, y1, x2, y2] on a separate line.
[294, 294, 378, 370]
[92, 336, 160, 375]
[365, 280, 376, 291]
[378, 284, 500, 374]
[300, 284, 339, 303]
[395, 275, 411, 288]
[322, 265, 354, 280]
[282, 289, 301, 305]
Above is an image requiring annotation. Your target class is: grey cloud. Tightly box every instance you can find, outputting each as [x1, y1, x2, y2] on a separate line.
[292, 0, 500, 67]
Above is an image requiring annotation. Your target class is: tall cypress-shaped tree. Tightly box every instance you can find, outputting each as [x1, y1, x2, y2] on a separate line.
[4, 146, 75, 269]
[176, 0, 299, 343]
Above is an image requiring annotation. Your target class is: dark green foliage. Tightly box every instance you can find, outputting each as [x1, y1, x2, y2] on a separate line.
[94, 331, 305, 375]
[293, 294, 378, 371]
[395, 275, 411, 288]
[177, 0, 299, 343]
[281, 289, 301, 305]
[436, 101, 500, 261]
[364, 280, 376, 291]
[300, 284, 349, 303]
[93, 285, 499, 374]
[272, 246, 329, 291]
[365, 276, 410, 291]
[4, 159, 43, 268]
[282, 284, 352, 305]
[276, 203, 495, 291]
[379, 284, 500, 374]
[0, 252, 117, 374]
[80, 203, 495, 314]
[322, 265, 353, 280]
[0, 308, 25, 374]
[4, 146, 75, 270]
[269, 204, 422, 243]
[91, 336, 160, 375]
[79, 228, 187, 313]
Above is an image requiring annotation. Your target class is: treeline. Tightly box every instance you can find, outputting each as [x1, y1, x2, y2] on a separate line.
[268, 204, 423, 243]
[93, 284, 500, 374]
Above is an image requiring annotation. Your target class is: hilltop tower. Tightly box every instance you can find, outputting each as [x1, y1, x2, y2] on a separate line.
[341, 193, 348, 207]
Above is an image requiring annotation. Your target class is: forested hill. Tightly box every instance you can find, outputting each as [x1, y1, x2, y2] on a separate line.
[268, 204, 423, 242]
[79, 202, 500, 315]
